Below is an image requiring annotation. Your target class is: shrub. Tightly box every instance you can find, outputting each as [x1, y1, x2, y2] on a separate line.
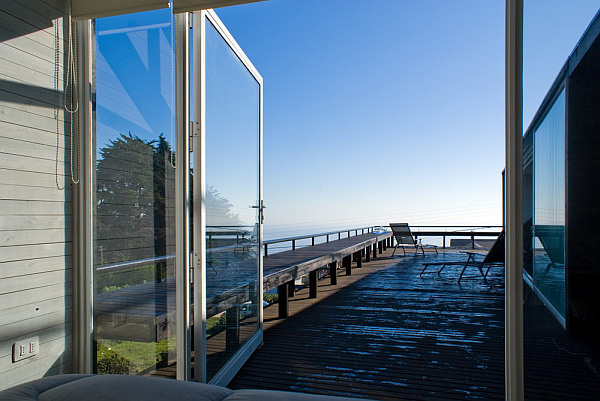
[263, 293, 278, 304]
[97, 349, 132, 375]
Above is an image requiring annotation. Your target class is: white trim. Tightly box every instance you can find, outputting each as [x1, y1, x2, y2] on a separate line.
[505, 1, 524, 400]
[74, 19, 94, 374]
[209, 330, 263, 386]
[175, 12, 192, 381]
[258, 57, 264, 338]
[204, 9, 263, 85]
[192, 10, 208, 383]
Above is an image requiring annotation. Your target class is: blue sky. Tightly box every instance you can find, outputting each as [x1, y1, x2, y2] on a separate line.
[94, 2, 600, 240]
[212, 0, 599, 237]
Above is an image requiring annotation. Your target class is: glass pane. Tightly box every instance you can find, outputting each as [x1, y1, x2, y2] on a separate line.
[523, 159, 533, 278]
[523, 5, 600, 400]
[533, 90, 565, 319]
[204, 19, 260, 381]
[93, 9, 177, 376]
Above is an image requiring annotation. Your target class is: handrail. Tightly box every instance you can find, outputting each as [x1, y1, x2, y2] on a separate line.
[263, 226, 377, 256]
[96, 226, 379, 272]
[264, 226, 375, 245]
[96, 224, 502, 273]
[97, 255, 174, 273]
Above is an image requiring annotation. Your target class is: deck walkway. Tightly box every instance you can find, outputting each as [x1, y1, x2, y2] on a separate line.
[229, 249, 600, 400]
[95, 231, 392, 341]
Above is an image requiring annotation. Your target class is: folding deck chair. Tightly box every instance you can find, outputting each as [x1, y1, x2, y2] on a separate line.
[420, 230, 504, 284]
[390, 223, 438, 256]
[534, 225, 565, 275]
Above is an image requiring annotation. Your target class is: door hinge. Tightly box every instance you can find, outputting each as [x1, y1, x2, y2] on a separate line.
[189, 121, 194, 152]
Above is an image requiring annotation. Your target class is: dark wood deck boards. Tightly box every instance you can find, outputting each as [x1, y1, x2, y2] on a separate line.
[229, 249, 600, 400]
[263, 233, 386, 275]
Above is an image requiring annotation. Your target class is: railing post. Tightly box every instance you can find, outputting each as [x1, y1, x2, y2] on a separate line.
[343, 255, 352, 275]
[355, 251, 363, 268]
[277, 283, 289, 319]
[309, 270, 318, 298]
[338, 232, 341, 240]
[382, 239, 387, 251]
[329, 262, 338, 285]
[379, 241, 383, 254]
[292, 239, 296, 250]
[327, 234, 329, 243]
[264, 243, 268, 257]
[373, 242, 377, 259]
[366, 246, 371, 262]
[443, 235, 446, 249]
[226, 306, 240, 353]
[312, 237, 315, 246]
[471, 235, 475, 249]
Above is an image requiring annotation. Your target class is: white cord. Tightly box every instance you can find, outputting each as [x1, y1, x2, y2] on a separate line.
[54, 17, 63, 190]
[64, 2, 80, 185]
[169, 10, 176, 169]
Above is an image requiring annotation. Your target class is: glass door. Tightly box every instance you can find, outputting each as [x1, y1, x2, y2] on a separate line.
[192, 9, 263, 384]
[92, 8, 179, 376]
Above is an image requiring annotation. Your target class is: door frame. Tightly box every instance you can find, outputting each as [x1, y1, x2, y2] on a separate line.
[192, 8, 264, 385]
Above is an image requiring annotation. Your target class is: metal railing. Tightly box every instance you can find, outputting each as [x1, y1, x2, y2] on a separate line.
[263, 226, 377, 256]
[95, 224, 503, 274]
[395, 225, 503, 249]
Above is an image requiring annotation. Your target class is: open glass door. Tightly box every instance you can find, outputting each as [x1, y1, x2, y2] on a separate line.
[92, 7, 180, 376]
[192, 9, 263, 384]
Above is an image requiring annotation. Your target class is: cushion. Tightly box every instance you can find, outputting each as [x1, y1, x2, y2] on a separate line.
[0, 374, 371, 401]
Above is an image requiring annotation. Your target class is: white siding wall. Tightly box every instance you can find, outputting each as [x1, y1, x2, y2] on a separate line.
[0, 0, 74, 390]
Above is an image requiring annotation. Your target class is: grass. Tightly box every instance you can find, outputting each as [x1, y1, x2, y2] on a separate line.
[97, 336, 175, 374]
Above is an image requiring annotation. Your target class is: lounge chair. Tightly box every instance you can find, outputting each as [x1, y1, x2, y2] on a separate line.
[534, 225, 565, 275]
[389, 223, 438, 256]
[420, 230, 504, 283]
[235, 223, 259, 253]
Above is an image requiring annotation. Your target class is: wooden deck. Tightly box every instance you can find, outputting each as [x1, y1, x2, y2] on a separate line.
[229, 249, 600, 400]
[95, 231, 392, 342]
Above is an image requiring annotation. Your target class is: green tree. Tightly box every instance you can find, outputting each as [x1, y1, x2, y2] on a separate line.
[96, 133, 156, 265]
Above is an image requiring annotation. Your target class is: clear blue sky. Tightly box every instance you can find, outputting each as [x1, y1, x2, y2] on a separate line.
[211, 0, 599, 237]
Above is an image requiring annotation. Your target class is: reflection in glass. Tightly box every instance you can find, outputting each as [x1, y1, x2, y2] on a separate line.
[204, 19, 260, 381]
[93, 9, 177, 375]
[523, 135, 533, 278]
[533, 90, 565, 319]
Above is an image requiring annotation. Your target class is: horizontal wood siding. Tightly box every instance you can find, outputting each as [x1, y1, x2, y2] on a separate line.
[0, 0, 73, 390]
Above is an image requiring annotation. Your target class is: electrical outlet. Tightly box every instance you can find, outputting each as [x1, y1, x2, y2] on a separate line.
[12, 337, 39, 362]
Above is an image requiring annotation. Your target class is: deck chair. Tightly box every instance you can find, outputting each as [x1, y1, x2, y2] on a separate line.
[235, 223, 259, 253]
[420, 230, 504, 284]
[390, 223, 438, 256]
[534, 225, 565, 275]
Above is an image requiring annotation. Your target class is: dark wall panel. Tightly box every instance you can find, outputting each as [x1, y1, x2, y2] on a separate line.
[566, 33, 600, 338]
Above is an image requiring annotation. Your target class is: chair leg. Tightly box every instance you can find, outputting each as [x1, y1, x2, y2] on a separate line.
[458, 254, 474, 283]
[392, 243, 398, 256]
[458, 263, 470, 283]
[437, 263, 448, 274]
[420, 264, 430, 276]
